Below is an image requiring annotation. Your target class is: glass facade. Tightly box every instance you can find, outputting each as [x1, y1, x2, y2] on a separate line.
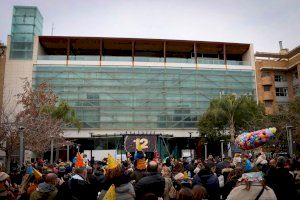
[33, 65, 255, 129]
[10, 6, 43, 60]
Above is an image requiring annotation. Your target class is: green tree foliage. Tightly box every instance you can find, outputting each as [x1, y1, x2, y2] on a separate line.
[198, 95, 265, 143]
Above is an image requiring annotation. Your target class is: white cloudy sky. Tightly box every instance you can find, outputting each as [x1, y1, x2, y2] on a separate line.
[0, 0, 300, 52]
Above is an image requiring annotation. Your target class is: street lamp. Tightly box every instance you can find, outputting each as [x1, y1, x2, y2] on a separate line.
[220, 139, 224, 161]
[188, 132, 192, 159]
[286, 125, 293, 156]
[18, 127, 24, 166]
[204, 142, 208, 160]
[50, 136, 54, 164]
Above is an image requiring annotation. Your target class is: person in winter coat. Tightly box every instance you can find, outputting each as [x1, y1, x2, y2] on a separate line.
[192, 162, 220, 200]
[227, 172, 277, 200]
[98, 155, 135, 200]
[0, 172, 15, 200]
[268, 156, 297, 200]
[57, 166, 96, 200]
[264, 159, 277, 190]
[134, 161, 165, 200]
[162, 166, 172, 200]
[255, 153, 268, 173]
[30, 173, 58, 200]
[222, 167, 243, 200]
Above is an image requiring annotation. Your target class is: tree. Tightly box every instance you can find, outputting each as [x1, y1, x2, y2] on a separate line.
[16, 80, 80, 155]
[0, 105, 21, 172]
[198, 95, 264, 143]
[260, 98, 300, 153]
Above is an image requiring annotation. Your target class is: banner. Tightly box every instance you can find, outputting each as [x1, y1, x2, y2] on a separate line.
[124, 135, 157, 152]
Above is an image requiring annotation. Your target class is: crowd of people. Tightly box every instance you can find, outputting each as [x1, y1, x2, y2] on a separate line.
[0, 151, 299, 200]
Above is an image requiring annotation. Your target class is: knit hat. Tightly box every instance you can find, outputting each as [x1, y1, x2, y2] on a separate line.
[0, 172, 9, 181]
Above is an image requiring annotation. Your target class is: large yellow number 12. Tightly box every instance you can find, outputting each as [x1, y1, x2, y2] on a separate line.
[133, 138, 149, 150]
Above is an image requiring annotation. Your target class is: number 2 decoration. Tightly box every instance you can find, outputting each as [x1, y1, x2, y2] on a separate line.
[133, 138, 149, 150]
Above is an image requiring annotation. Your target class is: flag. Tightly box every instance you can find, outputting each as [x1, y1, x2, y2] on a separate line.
[33, 168, 42, 180]
[103, 184, 116, 200]
[107, 154, 118, 170]
[26, 165, 33, 175]
[75, 152, 84, 167]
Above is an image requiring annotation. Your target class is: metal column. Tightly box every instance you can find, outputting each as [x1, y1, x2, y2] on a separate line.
[50, 138, 54, 164]
[204, 143, 207, 160]
[19, 128, 24, 165]
[220, 140, 224, 160]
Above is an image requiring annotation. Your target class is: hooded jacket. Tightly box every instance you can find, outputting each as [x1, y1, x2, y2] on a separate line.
[192, 168, 220, 200]
[30, 182, 57, 200]
[56, 174, 96, 200]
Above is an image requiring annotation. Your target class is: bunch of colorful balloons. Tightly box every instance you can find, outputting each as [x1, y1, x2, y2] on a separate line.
[235, 127, 276, 150]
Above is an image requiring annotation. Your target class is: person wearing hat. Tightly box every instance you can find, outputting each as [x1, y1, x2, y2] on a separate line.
[227, 172, 277, 200]
[131, 142, 147, 184]
[57, 153, 96, 200]
[98, 154, 135, 200]
[0, 172, 15, 200]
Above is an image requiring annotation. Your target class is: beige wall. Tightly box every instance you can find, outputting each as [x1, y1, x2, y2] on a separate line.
[0, 47, 6, 109]
[3, 36, 37, 113]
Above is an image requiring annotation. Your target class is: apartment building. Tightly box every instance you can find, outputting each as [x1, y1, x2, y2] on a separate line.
[255, 42, 300, 114]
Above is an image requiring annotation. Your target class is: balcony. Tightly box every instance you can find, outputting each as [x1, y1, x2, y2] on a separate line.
[166, 57, 194, 63]
[261, 76, 273, 85]
[227, 60, 250, 66]
[37, 55, 67, 60]
[69, 55, 99, 61]
[135, 56, 164, 62]
[198, 58, 225, 65]
[36, 54, 252, 69]
[263, 92, 274, 100]
[102, 56, 132, 62]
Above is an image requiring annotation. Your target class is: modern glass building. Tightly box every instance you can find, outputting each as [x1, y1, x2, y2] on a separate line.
[10, 6, 43, 60]
[33, 65, 255, 129]
[3, 6, 256, 158]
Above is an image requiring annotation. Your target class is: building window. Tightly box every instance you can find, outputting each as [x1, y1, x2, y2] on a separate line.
[263, 85, 271, 91]
[274, 74, 287, 82]
[261, 72, 270, 78]
[264, 100, 273, 107]
[275, 87, 288, 96]
[293, 71, 298, 80]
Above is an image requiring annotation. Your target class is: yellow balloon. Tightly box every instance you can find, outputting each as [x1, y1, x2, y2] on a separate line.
[269, 127, 277, 134]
